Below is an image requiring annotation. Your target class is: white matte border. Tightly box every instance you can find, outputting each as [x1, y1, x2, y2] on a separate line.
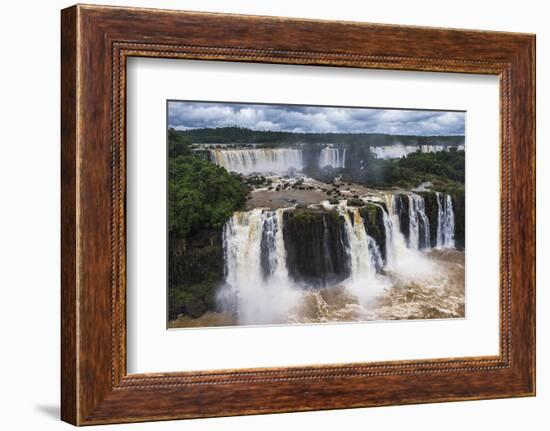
[127, 58, 500, 374]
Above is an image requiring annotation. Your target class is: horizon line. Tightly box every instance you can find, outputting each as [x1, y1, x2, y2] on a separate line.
[169, 125, 465, 137]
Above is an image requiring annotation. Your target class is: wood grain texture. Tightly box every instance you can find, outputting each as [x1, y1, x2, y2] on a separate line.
[60, 4, 536, 425]
[60, 5, 78, 425]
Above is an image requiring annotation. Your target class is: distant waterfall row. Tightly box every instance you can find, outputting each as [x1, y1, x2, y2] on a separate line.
[208, 147, 347, 174]
[370, 144, 465, 159]
[318, 148, 347, 169]
[219, 192, 455, 323]
[210, 148, 304, 175]
[206, 144, 463, 174]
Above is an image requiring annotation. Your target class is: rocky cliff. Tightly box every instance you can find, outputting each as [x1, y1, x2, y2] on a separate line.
[282, 208, 350, 286]
[168, 228, 224, 319]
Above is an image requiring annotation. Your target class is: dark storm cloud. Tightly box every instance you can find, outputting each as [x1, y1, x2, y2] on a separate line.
[168, 101, 465, 135]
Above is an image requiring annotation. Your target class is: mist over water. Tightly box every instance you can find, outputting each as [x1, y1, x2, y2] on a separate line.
[379, 194, 437, 280]
[220, 209, 302, 325]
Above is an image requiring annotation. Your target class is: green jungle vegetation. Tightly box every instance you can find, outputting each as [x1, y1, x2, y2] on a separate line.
[168, 129, 248, 319]
[177, 126, 465, 147]
[168, 129, 249, 237]
[342, 147, 465, 193]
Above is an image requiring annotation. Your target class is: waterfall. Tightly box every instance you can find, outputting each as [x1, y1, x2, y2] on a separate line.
[435, 192, 455, 248]
[442, 195, 456, 248]
[341, 210, 380, 280]
[260, 210, 287, 278]
[219, 191, 447, 323]
[420, 144, 444, 153]
[379, 194, 436, 278]
[318, 147, 346, 168]
[407, 194, 430, 250]
[380, 195, 413, 271]
[338, 208, 387, 303]
[342, 148, 347, 169]
[370, 144, 463, 159]
[370, 144, 419, 159]
[374, 201, 396, 268]
[221, 208, 299, 324]
[210, 148, 304, 175]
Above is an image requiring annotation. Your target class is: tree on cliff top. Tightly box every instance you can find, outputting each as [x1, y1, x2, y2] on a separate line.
[341, 148, 465, 191]
[168, 131, 248, 238]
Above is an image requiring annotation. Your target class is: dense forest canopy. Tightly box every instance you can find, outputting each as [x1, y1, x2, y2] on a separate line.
[168, 130, 250, 318]
[340, 148, 465, 191]
[168, 129, 249, 237]
[172, 126, 465, 147]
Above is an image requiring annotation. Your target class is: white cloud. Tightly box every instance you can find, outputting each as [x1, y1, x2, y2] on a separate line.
[167, 101, 465, 135]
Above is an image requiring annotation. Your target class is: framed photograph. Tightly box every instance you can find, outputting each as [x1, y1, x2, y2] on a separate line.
[165, 100, 467, 330]
[61, 4, 535, 425]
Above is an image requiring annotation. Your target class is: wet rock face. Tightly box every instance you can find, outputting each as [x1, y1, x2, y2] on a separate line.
[417, 191, 440, 248]
[301, 145, 323, 167]
[359, 203, 387, 263]
[394, 194, 410, 242]
[283, 209, 350, 286]
[168, 229, 224, 319]
[416, 190, 464, 250]
[451, 191, 465, 249]
[169, 229, 224, 286]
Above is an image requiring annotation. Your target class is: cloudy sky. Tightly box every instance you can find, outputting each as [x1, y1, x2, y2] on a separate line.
[168, 101, 465, 135]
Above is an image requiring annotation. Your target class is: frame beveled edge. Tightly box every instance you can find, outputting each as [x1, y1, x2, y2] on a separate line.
[61, 4, 535, 425]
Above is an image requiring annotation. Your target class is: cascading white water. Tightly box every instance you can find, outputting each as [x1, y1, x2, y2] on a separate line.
[370, 144, 419, 159]
[374, 201, 396, 268]
[220, 190, 454, 324]
[342, 148, 347, 169]
[370, 144, 463, 159]
[339, 208, 387, 303]
[420, 144, 445, 153]
[380, 195, 414, 270]
[435, 192, 444, 247]
[221, 208, 300, 324]
[210, 148, 304, 175]
[408, 194, 430, 250]
[379, 194, 436, 279]
[221, 204, 391, 321]
[318, 147, 346, 168]
[435, 192, 455, 248]
[443, 195, 456, 247]
[341, 210, 376, 280]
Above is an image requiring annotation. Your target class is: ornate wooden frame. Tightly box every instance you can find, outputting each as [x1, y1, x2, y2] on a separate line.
[61, 4, 536, 425]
